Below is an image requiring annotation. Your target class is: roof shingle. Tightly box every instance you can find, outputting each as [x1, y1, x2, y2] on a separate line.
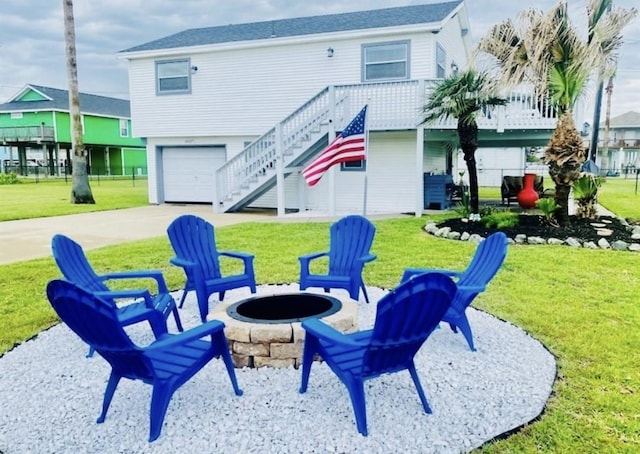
[0, 85, 130, 117]
[121, 1, 462, 53]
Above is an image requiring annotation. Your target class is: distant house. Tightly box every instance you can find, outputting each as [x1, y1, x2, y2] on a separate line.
[119, 1, 557, 215]
[0, 85, 146, 176]
[595, 111, 640, 174]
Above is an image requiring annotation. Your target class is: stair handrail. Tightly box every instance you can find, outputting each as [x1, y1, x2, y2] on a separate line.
[215, 86, 333, 206]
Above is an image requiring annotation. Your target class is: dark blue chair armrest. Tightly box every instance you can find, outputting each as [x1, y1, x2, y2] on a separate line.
[146, 320, 226, 351]
[94, 288, 153, 304]
[170, 257, 198, 270]
[302, 318, 365, 347]
[99, 269, 170, 293]
[220, 251, 254, 260]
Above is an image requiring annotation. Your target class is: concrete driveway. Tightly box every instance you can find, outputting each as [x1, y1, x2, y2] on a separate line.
[0, 205, 275, 265]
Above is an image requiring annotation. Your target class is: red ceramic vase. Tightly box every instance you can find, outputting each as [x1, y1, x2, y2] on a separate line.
[517, 173, 539, 209]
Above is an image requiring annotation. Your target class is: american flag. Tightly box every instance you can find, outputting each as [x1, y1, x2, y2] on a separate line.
[302, 105, 368, 187]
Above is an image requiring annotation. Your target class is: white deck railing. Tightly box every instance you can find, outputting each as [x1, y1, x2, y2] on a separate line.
[214, 80, 559, 210]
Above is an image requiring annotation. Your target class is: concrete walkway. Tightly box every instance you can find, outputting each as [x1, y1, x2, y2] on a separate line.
[0, 205, 275, 265]
[0, 204, 408, 265]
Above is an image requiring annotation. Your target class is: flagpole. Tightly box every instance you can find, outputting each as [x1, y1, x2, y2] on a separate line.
[363, 104, 369, 217]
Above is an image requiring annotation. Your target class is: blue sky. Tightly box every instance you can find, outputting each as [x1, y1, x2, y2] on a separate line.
[0, 0, 637, 121]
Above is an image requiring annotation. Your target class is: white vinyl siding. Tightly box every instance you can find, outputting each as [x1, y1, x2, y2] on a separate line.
[304, 131, 417, 214]
[362, 41, 410, 82]
[126, 31, 443, 138]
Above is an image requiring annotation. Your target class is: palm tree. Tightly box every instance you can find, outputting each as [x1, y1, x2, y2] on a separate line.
[422, 69, 507, 218]
[63, 0, 94, 204]
[478, 0, 636, 225]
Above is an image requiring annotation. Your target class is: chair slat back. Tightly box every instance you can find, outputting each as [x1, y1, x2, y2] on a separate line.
[457, 232, 508, 287]
[46, 280, 153, 380]
[167, 215, 222, 280]
[328, 215, 375, 276]
[51, 234, 109, 293]
[450, 232, 507, 314]
[364, 273, 455, 376]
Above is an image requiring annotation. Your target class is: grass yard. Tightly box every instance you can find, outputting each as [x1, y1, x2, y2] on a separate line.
[1, 217, 639, 453]
[0, 175, 639, 452]
[598, 176, 640, 221]
[0, 177, 149, 221]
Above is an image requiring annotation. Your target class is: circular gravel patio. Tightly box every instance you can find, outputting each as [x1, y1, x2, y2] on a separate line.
[0, 285, 556, 454]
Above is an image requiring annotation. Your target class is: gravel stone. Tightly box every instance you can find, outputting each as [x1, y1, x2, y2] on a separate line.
[0, 285, 556, 454]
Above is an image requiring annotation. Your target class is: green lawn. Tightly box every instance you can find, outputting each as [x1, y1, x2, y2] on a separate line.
[1, 175, 639, 452]
[0, 177, 149, 221]
[598, 176, 640, 221]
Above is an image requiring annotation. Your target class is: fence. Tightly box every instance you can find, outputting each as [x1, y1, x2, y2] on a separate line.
[1, 164, 148, 185]
[476, 166, 640, 195]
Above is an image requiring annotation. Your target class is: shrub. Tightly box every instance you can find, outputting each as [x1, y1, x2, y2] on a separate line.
[454, 186, 471, 218]
[573, 174, 602, 219]
[480, 211, 519, 229]
[536, 197, 558, 224]
[0, 172, 20, 185]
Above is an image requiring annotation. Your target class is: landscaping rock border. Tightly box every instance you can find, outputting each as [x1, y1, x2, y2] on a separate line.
[424, 220, 640, 252]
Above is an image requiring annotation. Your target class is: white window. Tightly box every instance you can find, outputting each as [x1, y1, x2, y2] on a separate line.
[436, 43, 446, 79]
[340, 160, 366, 172]
[362, 41, 409, 81]
[156, 59, 191, 94]
[119, 119, 129, 137]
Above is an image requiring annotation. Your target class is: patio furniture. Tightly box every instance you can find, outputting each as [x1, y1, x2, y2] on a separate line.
[167, 214, 256, 322]
[46, 279, 243, 442]
[299, 272, 456, 436]
[298, 214, 377, 303]
[51, 233, 183, 357]
[501, 175, 548, 206]
[401, 231, 508, 351]
[423, 173, 454, 210]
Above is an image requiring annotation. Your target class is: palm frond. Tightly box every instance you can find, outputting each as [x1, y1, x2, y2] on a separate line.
[421, 69, 507, 126]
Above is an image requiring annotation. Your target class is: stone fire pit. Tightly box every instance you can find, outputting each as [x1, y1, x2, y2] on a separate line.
[207, 290, 358, 368]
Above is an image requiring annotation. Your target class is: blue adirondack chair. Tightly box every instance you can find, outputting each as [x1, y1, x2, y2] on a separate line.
[401, 231, 509, 351]
[46, 279, 243, 442]
[51, 234, 183, 357]
[299, 272, 456, 436]
[299, 215, 377, 303]
[167, 214, 256, 322]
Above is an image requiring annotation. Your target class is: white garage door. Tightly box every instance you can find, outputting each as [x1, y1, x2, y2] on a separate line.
[162, 146, 226, 203]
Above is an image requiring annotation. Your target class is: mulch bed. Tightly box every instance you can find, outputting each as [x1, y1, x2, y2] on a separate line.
[437, 215, 634, 244]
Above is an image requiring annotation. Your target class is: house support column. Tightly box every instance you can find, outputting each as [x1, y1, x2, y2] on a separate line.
[297, 174, 306, 212]
[415, 126, 425, 217]
[415, 79, 426, 217]
[275, 122, 285, 217]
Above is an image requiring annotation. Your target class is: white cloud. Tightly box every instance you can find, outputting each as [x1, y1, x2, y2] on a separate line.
[0, 0, 637, 118]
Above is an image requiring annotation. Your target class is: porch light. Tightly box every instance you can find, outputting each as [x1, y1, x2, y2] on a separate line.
[190, 65, 198, 74]
[451, 62, 459, 75]
[327, 47, 334, 58]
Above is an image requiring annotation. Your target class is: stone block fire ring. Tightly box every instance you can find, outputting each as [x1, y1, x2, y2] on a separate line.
[207, 290, 358, 369]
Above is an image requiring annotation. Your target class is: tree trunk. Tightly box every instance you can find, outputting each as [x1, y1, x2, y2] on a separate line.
[63, 0, 94, 204]
[553, 182, 572, 224]
[458, 120, 479, 215]
[545, 111, 585, 226]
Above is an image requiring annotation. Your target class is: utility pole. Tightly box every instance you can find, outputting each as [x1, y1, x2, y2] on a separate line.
[588, 0, 613, 164]
[600, 77, 614, 173]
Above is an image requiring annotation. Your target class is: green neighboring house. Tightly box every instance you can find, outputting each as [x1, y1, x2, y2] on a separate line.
[0, 84, 146, 176]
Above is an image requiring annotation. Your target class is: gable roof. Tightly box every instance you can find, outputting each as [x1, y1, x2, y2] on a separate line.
[0, 84, 131, 118]
[121, 1, 464, 53]
[600, 111, 640, 128]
